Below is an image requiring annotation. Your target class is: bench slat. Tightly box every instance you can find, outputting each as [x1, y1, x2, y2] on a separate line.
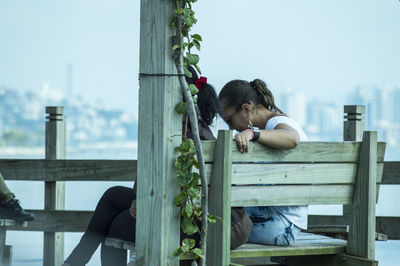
[231, 233, 346, 258]
[231, 185, 353, 206]
[202, 141, 385, 163]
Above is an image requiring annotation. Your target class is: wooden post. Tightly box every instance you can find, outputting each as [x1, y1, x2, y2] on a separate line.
[207, 130, 232, 266]
[44, 106, 66, 266]
[347, 131, 377, 259]
[136, 0, 181, 265]
[0, 226, 12, 266]
[343, 105, 365, 216]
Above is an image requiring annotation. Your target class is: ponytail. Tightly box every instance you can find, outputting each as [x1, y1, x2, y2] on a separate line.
[219, 79, 284, 115]
[249, 79, 285, 114]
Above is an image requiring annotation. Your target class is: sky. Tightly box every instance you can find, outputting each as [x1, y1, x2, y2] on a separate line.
[0, 0, 400, 114]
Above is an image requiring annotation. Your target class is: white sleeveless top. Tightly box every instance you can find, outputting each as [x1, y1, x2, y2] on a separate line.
[266, 116, 308, 229]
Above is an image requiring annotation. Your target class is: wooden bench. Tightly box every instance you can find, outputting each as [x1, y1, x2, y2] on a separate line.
[205, 130, 385, 266]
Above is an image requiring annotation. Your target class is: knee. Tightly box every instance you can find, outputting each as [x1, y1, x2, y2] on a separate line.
[103, 186, 126, 199]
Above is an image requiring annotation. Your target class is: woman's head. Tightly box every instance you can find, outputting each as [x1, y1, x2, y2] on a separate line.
[218, 79, 284, 130]
[185, 66, 220, 126]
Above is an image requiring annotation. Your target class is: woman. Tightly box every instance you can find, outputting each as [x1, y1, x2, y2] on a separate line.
[63, 69, 251, 266]
[218, 79, 308, 246]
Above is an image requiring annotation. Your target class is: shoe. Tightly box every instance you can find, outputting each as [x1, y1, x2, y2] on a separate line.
[0, 198, 34, 221]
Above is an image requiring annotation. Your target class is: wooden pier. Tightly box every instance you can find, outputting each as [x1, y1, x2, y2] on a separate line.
[0, 105, 399, 265]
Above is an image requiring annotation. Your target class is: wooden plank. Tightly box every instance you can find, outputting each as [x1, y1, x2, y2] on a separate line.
[230, 233, 346, 258]
[44, 106, 65, 266]
[308, 215, 400, 239]
[382, 161, 400, 184]
[273, 254, 378, 266]
[202, 141, 386, 163]
[231, 185, 353, 207]
[231, 163, 357, 185]
[136, 0, 181, 264]
[4, 210, 92, 232]
[0, 159, 136, 181]
[348, 132, 377, 260]
[207, 130, 232, 266]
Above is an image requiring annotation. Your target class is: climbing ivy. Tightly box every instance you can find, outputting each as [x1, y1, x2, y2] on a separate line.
[170, 0, 217, 264]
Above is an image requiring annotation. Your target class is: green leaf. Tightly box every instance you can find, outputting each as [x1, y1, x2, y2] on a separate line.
[175, 101, 188, 115]
[174, 8, 184, 15]
[188, 186, 200, 198]
[192, 40, 201, 51]
[172, 246, 183, 257]
[191, 34, 202, 41]
[181, 217, 199, 235]
[174, 191, 186, 206]
[182, 238, 196, 249]
[187, 54, 199, 65]
[194, 64, 202, 75]
[207, 214, 221, 224]
[172, 44, 180, 51]
[184, 66, 192, 78]
[185, 204, 193, 217]
[192, 248, 204, 258]
[189, 84, 199, 95]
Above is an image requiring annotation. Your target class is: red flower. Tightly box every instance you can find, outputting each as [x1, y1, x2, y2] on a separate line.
[194, 76, 207, 90]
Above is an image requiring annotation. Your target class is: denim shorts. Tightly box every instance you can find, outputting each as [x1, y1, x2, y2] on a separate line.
[245, 206, 301, 246]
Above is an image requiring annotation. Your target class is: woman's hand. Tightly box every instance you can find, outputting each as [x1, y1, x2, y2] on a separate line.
[234, 129, 253, 153]
[130, 200, 136, 219]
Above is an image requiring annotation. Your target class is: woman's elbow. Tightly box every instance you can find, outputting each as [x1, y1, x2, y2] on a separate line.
[287, 137, 299, 149]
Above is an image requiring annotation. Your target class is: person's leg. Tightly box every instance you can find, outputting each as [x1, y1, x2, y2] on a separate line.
[0, 172, 34, 221]
[245, 207, 300, 246]
[0, 173, 13, 201]
[65, 186, 135, 265]
[100, 209, 135, 266]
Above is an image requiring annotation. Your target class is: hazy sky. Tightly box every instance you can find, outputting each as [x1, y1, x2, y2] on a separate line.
[0, 0, 399, 114]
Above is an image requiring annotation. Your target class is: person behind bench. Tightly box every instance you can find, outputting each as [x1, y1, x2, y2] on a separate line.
[0, 172, 34, 221]
[218, 79, 308, 246]
[63, 68, 252, 266]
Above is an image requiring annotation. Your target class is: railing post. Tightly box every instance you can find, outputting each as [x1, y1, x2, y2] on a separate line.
[44, 106, 66, 266]
[343, 105, 365, 216]
[0, 225, 12, 266]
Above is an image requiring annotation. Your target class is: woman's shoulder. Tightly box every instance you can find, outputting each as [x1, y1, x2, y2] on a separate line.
[265, 115, 298, 130]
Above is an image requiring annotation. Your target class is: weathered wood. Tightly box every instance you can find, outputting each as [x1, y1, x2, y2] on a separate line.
[308, 215, 400, 239]
[343, 105, 366, 217]
[201, 141, 386, 163]
[0, 159, 136, 181]
[381, 161, 400, 184]
[136, 0, 181, 264]
[231, 163, 357, 185]
[44, 106, 66, 266]
[347, 132, 377, 260]
[230, 256, 278, 265]
[273, 254, 378, 266]
[105, 237, 135, 250]
[207, 130, 232, 266]
[230, 233, 346, 258]
[0, 226, 12, 266]
[231, 184, 353, 207]
[4, 210, 92, 232]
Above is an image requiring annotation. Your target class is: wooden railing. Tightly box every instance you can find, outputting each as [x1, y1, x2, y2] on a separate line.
[1, 105, 400, 266]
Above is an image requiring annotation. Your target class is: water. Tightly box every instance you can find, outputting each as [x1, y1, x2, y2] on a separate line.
[2, 146, 400, 265]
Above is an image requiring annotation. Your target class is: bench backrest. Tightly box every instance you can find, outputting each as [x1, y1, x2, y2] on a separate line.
[203, 130, 385, 265]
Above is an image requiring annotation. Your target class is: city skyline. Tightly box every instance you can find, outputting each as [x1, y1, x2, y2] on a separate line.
[1, 0, 399, 114]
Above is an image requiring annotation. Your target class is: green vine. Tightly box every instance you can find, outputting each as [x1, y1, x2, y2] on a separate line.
[170, 0, 217, 264]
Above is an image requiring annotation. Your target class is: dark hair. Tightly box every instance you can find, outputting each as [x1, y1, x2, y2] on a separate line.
[185, 66, 220, 126]
[218, 79, 284, 114]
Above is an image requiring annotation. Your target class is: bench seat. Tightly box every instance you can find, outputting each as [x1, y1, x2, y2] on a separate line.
[231, 232, 346, 258]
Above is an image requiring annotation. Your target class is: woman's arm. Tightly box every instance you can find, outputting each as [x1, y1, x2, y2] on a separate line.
[234, 123, 300, 153]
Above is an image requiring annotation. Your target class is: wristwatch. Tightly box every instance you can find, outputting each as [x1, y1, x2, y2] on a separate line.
[249, 126, 260, 141]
